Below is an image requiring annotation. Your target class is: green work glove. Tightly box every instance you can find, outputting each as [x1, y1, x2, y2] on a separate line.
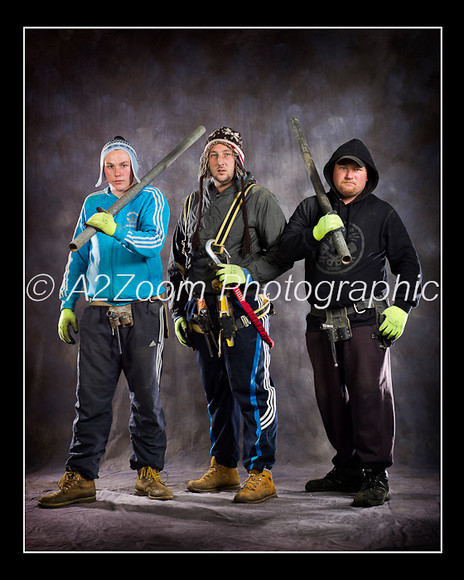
[85, 211, 117, 236]
[216, 264, 247, 286]
[313, 213, 345, 241]
[174, 316, 190, 347]
[58, 308, 78, 344]
[378, 306, 408, 340]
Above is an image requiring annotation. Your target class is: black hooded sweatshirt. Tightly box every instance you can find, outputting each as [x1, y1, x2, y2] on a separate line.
[278, 139, 422, 328]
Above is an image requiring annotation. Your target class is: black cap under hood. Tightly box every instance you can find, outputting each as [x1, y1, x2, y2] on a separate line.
[323, 138, 379, 203]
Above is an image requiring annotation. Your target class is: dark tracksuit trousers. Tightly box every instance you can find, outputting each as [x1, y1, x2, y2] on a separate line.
[189, 293, 277, 473]
[66, 300, 167, 480]
[306, 324, 395, 470]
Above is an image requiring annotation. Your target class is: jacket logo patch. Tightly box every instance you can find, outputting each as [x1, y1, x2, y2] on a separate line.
[315, 223, 365, 274]
[126, 211, 138, 228]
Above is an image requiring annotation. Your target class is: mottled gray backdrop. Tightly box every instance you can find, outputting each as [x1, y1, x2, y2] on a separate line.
[25, 28, 441, 474]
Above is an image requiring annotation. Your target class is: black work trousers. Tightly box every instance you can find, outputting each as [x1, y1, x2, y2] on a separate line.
[66, 301, 167, 480]
[306, 324, 394, 469]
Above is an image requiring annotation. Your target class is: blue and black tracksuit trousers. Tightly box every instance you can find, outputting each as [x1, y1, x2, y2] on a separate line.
[188, 293, 278, 473]
[66, 300, 167, 480]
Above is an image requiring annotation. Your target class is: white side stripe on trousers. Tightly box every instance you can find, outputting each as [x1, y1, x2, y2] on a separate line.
[257, 314, 276, 431]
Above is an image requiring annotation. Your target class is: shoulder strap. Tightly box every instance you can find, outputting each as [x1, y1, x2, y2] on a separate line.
[214, 183, 255, 248]
[181, 191, 195, 261]
[181, 183, 255, 258]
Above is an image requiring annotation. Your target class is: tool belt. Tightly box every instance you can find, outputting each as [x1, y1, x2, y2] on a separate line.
[90, 296, 168, 354]
[189, 294, 271, 334]
[107, 304, 134, 330]
[103, 304, 133, 355]
[187, 293, 272, 357]
[309, 297, 390, 366]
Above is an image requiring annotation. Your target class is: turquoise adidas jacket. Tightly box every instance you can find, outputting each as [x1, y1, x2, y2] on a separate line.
[60, 185, 170, 310]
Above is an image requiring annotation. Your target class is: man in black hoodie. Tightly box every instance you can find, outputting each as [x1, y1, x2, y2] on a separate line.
[279, 139, 421, 507]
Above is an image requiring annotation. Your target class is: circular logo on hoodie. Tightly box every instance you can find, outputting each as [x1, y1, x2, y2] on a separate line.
[315, 222, 365, 274]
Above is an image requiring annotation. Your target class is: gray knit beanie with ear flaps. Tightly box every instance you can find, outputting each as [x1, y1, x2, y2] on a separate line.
[95, 136, 141, 188]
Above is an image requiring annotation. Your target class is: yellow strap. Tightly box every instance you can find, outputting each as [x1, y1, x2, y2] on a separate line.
[181, 183, 254, 262]
[214, 183, 255, 248]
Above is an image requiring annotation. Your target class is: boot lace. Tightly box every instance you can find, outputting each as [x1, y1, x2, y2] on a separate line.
[58, 470, 81, 490]
[139, 466, 162, 482]
[242, 472, 263, 491]
[198, 462, 221, 481]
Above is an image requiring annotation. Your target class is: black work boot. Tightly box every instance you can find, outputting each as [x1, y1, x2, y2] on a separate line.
[352, 469, 391, 507]
[305, 466, 364, 493]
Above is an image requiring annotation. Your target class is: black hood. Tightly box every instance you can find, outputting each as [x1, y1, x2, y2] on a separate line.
[323, 138, 379, 202]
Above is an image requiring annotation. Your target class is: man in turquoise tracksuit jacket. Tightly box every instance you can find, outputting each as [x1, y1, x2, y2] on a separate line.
[38, 136, 172, 508]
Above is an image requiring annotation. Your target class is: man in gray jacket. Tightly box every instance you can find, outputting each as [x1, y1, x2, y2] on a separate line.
[169, 127, 291, 503]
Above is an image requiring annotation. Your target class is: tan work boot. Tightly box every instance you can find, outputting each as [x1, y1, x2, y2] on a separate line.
[38, 468, 96, 508]
[187, 457, 241, 493]
[233, 468, 277, 504]
[135, 466, 173, 500]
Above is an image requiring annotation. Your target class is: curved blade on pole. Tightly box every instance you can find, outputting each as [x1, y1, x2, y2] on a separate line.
[69, 125, 206, 252]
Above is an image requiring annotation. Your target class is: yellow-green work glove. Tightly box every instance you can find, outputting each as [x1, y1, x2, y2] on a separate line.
[313, 213, 345, 241]
[58, 308, 78, 344]
[85, 212, 117, 236]
[174, 316, 190, 347]
[378, 306, 408, 340]
[216, 264, 247, 286]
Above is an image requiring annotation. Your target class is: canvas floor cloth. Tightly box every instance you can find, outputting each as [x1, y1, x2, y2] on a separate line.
[25, 464, 440, 552]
